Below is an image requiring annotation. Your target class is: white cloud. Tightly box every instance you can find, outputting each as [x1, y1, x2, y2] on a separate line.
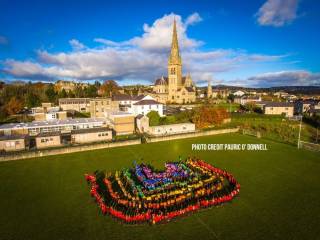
[69, 39, 86, 51]
[185, 12, 203, 26]
[256, 0, 299, 27]
[129, 13, 203, 50]
[1, 12, 301, 87]
[247, 70, 320, 87]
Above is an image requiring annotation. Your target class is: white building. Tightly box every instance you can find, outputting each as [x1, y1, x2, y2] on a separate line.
[233, 90, 245, 97]
[148, 123, 195, 136]
[234, 96, 261, 105]
[113, 94, 164, 116]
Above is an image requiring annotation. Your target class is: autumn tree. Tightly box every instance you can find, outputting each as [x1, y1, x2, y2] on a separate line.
[192, 106, 230, 129]
[5, 97, 24, 115]
[99, 80, 120, 97]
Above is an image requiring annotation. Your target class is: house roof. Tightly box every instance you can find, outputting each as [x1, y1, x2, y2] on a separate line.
[258, 101, 294, 107]
[136, 114, 145, 119]
[71, 127, 111, 134]
[133, 99, 162, 105]
[112, 94, 145, 101]
[112, 94, 132, 101]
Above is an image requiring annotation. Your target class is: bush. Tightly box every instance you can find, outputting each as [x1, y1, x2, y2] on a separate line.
[147, 111, 161, 126]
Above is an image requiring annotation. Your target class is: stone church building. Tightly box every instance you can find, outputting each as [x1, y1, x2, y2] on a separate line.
[151, 20, 196, 104]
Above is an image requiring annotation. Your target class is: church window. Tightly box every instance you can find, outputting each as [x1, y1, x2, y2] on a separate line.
[171, 68, 175, 75]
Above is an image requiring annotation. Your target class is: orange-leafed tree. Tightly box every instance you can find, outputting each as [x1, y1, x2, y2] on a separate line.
[98, 80, 120, 97]
[5, 96, 24, 115]
[192, 106, 230, 129]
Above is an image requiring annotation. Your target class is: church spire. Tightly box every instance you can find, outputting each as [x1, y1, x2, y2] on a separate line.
[168, 18, 182, 65]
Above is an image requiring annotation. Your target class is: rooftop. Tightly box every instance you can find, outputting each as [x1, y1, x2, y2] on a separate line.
[258, 101, 294, 107]
[0, 118, 106, 130]
[133, 99, 162, 105]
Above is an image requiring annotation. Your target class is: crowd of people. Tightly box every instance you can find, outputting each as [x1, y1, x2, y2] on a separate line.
[85, 157, 240, 224]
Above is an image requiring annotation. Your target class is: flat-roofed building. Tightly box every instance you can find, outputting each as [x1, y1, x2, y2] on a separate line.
[0, 135, 28, 152]
[59, 98, 91, 112]
[0, 118, 106, 136]
[71, 127, 112, 144]
[148, 123, 196, 136]
[89, 98, 119, 118]
[107, 112, 135, 135]
[35, 132, 62, 149]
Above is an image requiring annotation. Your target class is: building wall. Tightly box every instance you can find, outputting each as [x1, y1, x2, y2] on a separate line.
[132, 104, 163, 116]
[71, 131, 112, 144]
[111, 116, 135, 135]
[136, 116, 149, 133]
[89, 98, 119, 117]
[0, 139, 25, 151]
[264, 106, 294, 117]
[59, 98, 90, 112]
[36, 135, 61, 149]
[148, 123, 195, 136]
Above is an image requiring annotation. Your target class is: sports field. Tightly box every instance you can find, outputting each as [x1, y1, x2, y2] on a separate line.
[0, 133, 319, 240]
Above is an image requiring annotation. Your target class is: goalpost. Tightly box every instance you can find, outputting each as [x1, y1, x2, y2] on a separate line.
[242, 129, 261, 138]
[299, 141, 320, 152]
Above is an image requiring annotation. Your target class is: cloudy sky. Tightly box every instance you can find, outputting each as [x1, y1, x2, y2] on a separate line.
[0, 0, 319, 87]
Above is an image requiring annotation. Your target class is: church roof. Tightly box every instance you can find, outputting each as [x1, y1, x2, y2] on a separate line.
[185, 87, 195, 92]
[154, 77, 168, 85]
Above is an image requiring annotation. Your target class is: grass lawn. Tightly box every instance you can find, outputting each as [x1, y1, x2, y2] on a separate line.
[0, 133, 319, 240]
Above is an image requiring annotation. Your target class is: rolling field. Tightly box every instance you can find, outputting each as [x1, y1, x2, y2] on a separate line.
[0, 133, 319, 240]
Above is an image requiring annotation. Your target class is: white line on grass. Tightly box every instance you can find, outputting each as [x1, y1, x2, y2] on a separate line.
[195, 215, 220, 240]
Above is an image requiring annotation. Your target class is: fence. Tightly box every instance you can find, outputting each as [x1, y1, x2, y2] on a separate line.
[0, 139, 141, 162]
[146, 128, 239, 143]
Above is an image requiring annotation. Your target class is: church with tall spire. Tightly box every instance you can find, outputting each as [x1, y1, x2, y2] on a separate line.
[152, 19, 196, 104]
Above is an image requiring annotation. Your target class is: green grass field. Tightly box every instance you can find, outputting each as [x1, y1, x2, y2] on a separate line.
[0, 133, 319, 240]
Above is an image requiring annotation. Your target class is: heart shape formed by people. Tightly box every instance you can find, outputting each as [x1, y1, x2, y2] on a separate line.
[85, 157, 240, 224]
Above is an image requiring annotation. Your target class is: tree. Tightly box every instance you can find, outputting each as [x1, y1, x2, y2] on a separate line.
[227, 94, 235, 102]
[58, 89, 68, 98]
[84, 85, 98, 97]
[192, 106, 230, 129]
[99, 80, 120, 97]
[5, 97, 24, 115]
[147, 111, 161, 126]
[26, 92, 41, 108]
[45, 84, 57, 102]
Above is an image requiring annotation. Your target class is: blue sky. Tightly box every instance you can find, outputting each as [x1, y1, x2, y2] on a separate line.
[0, 0, 319, 87]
